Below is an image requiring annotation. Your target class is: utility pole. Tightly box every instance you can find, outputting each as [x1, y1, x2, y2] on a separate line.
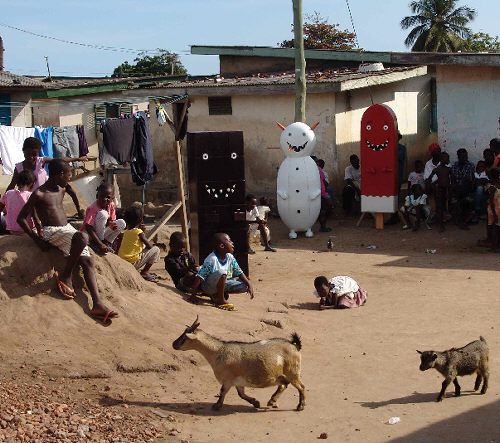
[44, 56, 52, 81]
[293, 0, 306, 122]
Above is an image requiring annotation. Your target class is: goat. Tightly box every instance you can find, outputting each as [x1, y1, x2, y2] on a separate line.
[417, 336, 489, 402]
[172, 316, 305, 411]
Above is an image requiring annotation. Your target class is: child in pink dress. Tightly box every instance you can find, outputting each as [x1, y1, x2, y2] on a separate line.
[0, 169, 38, 235]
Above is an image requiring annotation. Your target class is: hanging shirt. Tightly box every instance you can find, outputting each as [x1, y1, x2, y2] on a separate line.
[53, 125, 80, 159]
[0, 189, 33, 232]
[101, 118, 135, 165]
[15, 157, 47, 190]
[131, 113, 157, 186]
[0, 126, 35, 175]
[34, 126, 54, 160]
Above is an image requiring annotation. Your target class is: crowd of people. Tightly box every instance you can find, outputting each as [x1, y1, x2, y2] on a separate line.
[0, 135, 499, 323]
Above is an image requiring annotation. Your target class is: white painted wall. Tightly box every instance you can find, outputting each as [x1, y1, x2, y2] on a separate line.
[437, 66, 500, 163]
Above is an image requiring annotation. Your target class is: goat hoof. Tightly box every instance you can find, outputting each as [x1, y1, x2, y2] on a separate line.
[212, 403, 222, 411]
[480, 389, 487, 395]
[252, 401, 261, 409]
[455, 391, 461, 397]
[296, 404, 304, 411]
[436, 397, 443, 402]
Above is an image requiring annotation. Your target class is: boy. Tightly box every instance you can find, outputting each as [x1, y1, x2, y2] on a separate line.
[399, 184, 431, 231]
[118, 204, 160, 282]
[81, 183, 125, 255]
[164, 231, 199, 291]
[429, 152, 451, 232]
[17, 160, 118, 325]
[342, 154, 361, 215]
[245, 194, 276, 253]
[190, 232, 253, 311]
[313, 275, 367, 310]
[407, 160, 425, 193]
[7, 137, 85, 217]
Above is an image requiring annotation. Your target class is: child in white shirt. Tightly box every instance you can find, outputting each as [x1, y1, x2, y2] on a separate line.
[400, 184, 431, 231]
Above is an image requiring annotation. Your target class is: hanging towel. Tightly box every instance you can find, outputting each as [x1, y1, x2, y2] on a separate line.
[131, 112, 157, 186]
[34, 126, 54, 175]
[100, 117, 135, 165]
[0, 126, 35, 175]
[77, 125, 89, 157]
[53, 125, 80, 159]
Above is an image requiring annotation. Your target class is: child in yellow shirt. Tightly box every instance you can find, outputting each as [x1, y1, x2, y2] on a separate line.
[118, 204, 160, 282]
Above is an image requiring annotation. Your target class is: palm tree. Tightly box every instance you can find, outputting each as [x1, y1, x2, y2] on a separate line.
[401, 0, 476, 52]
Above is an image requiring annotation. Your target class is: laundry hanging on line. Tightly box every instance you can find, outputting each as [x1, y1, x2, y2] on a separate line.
[0, 126, 35, 175]
[132, 111, 157, 186]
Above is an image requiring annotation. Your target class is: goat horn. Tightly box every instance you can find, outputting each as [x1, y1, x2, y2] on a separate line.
[276, 122, 286, 131]
[186, 315, 200, 332]
[310, 122, 320, 131]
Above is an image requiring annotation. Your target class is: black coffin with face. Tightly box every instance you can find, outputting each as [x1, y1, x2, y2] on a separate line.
[187, 131, 248, 276]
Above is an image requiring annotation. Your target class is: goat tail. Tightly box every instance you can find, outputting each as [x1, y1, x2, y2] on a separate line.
[290, 332, 302, 351]
[480, 336, 487, 344]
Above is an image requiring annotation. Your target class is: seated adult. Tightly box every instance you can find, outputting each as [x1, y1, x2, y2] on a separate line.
[342, 154, 361, 215]
[451, 148, 475, 228]
[423, 143, 441, 194]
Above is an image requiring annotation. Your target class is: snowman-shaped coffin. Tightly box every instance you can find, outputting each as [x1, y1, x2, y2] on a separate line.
[276, 122, 321, 239]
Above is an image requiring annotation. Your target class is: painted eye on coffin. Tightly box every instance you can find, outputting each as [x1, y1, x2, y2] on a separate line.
[202, 153, 209, 160]
[231, 152, 237, 159]
[366, 124, 372, 131]
[383, 125, 389, 131]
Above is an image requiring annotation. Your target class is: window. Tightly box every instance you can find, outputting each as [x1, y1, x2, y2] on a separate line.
[94, 102, 133, 122]
[208, 96, 232, 115]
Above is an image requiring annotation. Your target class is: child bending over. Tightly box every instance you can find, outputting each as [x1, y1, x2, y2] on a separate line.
[245, 194, 276, 253]
[399, 184, 431, 231]
[313, 275, 367, 310]
[81, 183, 125, 255]
[17, 160, 118, 325]
[190, 232, 253, 311]
[7, 137, 86, 217]
[164, 231, 199, 291]
[118, 204, 160, 282]
[0, 170, 40, 235]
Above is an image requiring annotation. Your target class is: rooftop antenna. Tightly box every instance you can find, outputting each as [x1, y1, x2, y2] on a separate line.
[44, 56, 52, 81]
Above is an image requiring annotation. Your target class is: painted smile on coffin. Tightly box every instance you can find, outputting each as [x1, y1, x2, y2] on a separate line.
[205, 184, 236, 199]
[287, 141, 308, 152]
[366, 139, 389, 151]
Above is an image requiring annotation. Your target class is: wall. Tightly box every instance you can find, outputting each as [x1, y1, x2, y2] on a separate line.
[436, 65, 500, 163]
[335, 74, 433, 187]
[9, 92, 32, 127]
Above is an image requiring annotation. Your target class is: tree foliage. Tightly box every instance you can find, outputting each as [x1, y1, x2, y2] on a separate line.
[400, 0, 476, 52]
[112, 49, 187, 78]
[461, 32, 500, 52]
[279, 12, 358, 50]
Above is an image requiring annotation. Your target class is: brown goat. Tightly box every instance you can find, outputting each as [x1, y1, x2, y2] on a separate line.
[172, 316, 305, 411]
[417, 336, 489, 402]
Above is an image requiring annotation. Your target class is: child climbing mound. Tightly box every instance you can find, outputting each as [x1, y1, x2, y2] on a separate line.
[118, 204, 160, 282]
[313, 275, 367, 310]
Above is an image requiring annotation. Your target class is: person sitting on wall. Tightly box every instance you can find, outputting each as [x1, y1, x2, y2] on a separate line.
[189, 232, 254, 311]
[342, 154, 361, 215]
[245, 194, 276, 254]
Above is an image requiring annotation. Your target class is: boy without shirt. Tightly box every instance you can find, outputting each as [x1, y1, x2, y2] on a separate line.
[17, 160, 118, 325]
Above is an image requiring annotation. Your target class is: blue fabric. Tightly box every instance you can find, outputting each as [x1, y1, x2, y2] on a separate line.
[34, 126, 54, 159]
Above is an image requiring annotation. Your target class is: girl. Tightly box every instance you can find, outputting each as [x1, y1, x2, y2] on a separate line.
[313, 275, 367, 310]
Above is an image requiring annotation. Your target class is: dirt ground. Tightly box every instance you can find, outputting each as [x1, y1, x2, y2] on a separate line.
[1, 215, 499, 443]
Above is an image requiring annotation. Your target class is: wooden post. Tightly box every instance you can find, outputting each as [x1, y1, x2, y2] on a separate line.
[175, 139, 190, 250]
[375, 213, 384, 230]
[293, 0, 306, 122]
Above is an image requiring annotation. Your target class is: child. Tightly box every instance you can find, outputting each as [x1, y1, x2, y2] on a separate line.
[17, 160, 118, 325]
[429, 152, 451, 232]
[81, 183, 125, 255]
[486, 168, 500, 252]
[313, 275, 367, 310]
[6, 137, 86, 217]
[407, 160, 425, 193]
[399, 184, 431, 231]
[0, 170, 39, 235]
[190, 232, 253, 311]
[118, 204, 160, 282]
[164, 231, 199, 291]
[473, 160, 489, 221]
[245, 194, 276, 253]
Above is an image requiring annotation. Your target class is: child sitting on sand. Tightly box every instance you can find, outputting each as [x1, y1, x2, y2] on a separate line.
[313, 275, 367, 309]
[164, 231, 199, 291]
[118, 204, 160, 282]
[81, 183, 125, 255]
[17, 160, 118, 325]
[0, 170, 39, 235]
[190, 232, 253, 311]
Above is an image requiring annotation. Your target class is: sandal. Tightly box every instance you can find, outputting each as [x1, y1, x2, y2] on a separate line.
[54, 271, 75, 300]
[215, 303, 236, 311]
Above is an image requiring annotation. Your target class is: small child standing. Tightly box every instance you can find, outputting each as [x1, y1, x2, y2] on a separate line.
[118, 204, 160, 282]
[407, 160, 425, 192]
[245, 194, 276, 253]
[313, 275, 367, 310]
[430, 152, 451, 232]
[81, 183, 125, 255]
[473, 160, 489, 221]
[0, 170, 38, 235]
[164, 231, 199, 291]
[399, 184, 431, 231]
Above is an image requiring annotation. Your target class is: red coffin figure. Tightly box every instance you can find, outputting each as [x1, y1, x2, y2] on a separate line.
[360, 104, 398, 213]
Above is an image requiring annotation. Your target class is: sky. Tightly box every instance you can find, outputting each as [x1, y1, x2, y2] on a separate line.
[0, 0, 498, 77]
